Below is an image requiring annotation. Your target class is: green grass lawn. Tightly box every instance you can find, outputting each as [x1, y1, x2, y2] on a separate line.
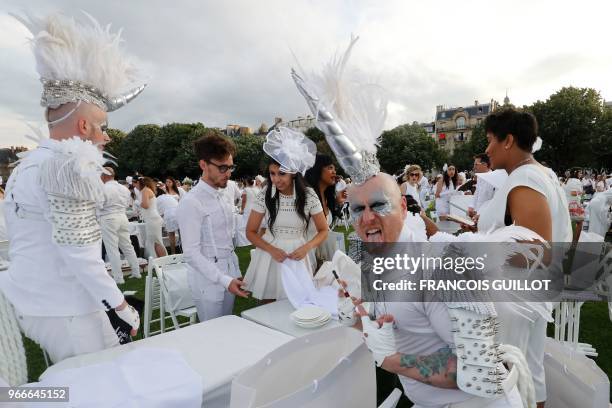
[23, 241, 612, 394]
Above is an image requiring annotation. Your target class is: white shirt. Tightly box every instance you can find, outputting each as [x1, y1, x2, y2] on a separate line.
[220, 180, 241, 209]
[587, 190, 612, 236]
[176, 180, 236, 288]
[385, 301, 474, 407]
[472, 171, 496, 212]
[479, 164, 572, 242]
[0, 139, 123, 316]
[99, 180, 131, 217]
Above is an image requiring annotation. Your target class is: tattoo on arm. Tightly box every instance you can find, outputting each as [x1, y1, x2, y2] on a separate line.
[399, 346, 457, 385]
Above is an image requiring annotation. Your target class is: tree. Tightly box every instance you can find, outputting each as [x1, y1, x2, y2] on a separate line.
[116, 124, 161, 177]
[104, 128, 126, 162]
[377, 123, 448, 175]
[450, 122, 487, 170]
[257, 123, 268, 135]
[233, 134, 266, 178]
[527, 87, 605, 170]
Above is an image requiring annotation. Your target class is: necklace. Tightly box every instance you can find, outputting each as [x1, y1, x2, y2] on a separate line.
[509, 156, 533, 174]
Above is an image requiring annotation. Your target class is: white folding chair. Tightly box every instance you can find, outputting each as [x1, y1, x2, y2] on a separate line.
[143, 254, 198, 337]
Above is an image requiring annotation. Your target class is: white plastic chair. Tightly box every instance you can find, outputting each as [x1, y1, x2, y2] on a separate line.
[143, 254, 197, 337]
[0, 291, 27, 386]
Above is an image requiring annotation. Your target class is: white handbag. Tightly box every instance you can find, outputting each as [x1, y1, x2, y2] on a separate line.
[543, 337, 609, 408]
[230, 326, 376, 407]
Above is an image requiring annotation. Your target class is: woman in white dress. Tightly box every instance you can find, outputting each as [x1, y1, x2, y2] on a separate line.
[138, 177, 168, 258]
[305, 154, 339, 265]
[435, 164, 457, 220]
[476, 108, 572, 407]
[244, 128, 328, 301]
[234, 176, 263, 246]
[156, 188, 179, 254]
[164, 176, 183, 202]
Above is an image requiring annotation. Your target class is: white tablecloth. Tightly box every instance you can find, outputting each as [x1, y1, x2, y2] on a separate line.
[41, 316, 293, 408]
[241, 299, 341, 338]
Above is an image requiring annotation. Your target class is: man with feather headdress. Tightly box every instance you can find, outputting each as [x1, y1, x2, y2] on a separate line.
[0, 13, 145, 363]
[292, 37, 539, 407]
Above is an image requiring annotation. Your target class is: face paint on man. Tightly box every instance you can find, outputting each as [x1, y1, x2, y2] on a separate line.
[347, 173, 407, 243]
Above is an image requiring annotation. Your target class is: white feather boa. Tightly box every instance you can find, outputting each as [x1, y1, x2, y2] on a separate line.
[39, 137, 108, 203]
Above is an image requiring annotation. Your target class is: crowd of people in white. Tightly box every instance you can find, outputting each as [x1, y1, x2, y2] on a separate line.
[0, 12, 611, 408]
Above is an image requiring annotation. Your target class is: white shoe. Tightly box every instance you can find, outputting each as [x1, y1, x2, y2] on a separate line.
[129, 273, 142, 279]
[115, 277, 125, 285]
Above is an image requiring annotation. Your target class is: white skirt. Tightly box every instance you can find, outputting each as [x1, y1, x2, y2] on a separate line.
[243, 233, 315, 300]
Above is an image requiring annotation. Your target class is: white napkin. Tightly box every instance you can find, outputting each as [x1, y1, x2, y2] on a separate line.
[31, 348, 202, 408]
[280, 259, 338, 316]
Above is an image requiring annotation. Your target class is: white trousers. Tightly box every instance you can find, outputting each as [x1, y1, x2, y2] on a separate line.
[17, 310, 119, 364]
[496, 303, 547, 402]
[100, 213, 141, 280]
[187, 254, 240, 322]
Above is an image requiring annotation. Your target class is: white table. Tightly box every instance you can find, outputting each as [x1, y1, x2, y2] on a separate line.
[435, 220, 460, 234]
[128, 221, 147, 250]
[241, 299, 341, 338]
[41, 315, 293, 408]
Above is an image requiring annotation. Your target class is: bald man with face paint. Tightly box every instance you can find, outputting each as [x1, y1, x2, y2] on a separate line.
[339, 174, 524, 408]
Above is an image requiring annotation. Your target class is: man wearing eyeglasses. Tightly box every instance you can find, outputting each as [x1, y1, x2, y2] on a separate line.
[177, 131, 249, 322]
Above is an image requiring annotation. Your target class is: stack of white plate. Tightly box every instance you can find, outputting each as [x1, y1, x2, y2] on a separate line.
[290, 305, 331, 329]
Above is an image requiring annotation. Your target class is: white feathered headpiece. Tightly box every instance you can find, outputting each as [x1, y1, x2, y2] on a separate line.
[13, 12, 145, 113]
[263, 127, 317, 175]
[292, 35, 388, 184]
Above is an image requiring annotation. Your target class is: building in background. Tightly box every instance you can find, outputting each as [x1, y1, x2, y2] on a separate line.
[225, 124, 253, 137]
[434, 98, 500, 152]
[268, 115, 315, 133]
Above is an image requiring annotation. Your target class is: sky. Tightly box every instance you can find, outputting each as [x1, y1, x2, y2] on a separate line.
[1, 0, 612, 148]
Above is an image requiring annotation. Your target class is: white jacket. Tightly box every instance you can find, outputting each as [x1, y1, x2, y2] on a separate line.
[0, 138, 124, 316]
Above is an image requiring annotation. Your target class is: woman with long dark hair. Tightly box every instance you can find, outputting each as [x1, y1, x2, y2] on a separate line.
[434, 164, 457, 220]
[304, 153, 340, 263]
[164, 176, 183, 202]
[244, 129, 328, 301]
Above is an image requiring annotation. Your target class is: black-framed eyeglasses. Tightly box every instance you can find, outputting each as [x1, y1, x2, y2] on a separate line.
[207, 161, 236, 174]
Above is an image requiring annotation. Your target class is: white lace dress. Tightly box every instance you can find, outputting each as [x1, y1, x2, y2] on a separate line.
[244, 186, 323, 299]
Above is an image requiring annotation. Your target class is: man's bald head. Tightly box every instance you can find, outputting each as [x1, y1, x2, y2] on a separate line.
[47, 101, 110, 148]
[347, 172, 407, 243]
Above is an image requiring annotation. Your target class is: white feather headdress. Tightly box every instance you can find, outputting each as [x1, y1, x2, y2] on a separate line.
[13, 12, 145, 112]
[292, 36, 388, 184]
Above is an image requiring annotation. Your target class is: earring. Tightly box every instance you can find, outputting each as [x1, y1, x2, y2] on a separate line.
[271, 184, 277, 196]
